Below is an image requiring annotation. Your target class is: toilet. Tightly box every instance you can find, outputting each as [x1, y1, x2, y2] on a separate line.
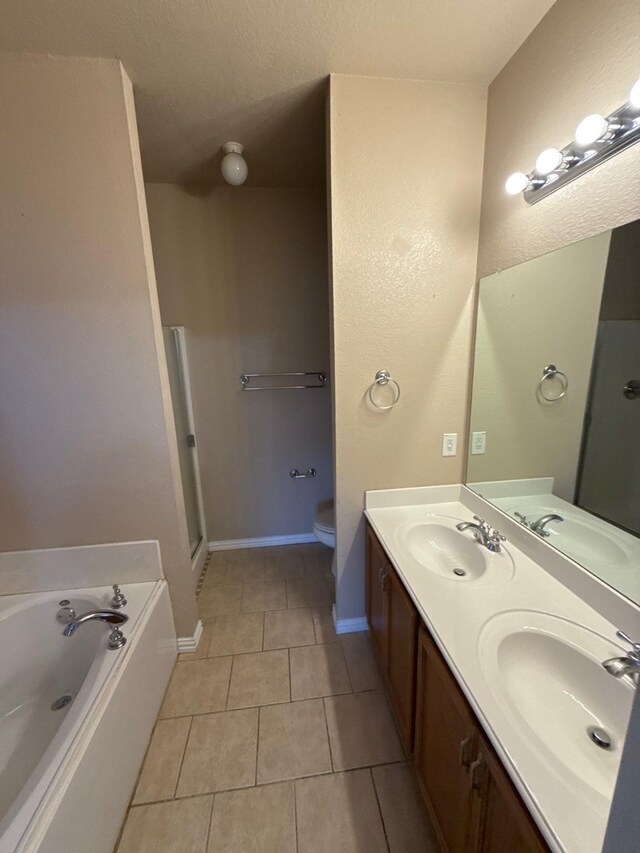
[313, 503, 335, 549]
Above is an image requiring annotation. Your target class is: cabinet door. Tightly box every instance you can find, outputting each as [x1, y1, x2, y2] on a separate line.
[473, 736, 548, 853]
[414, 626, 477, 853]
[365, 524, 389, 669]
[387, 565, 418, 752]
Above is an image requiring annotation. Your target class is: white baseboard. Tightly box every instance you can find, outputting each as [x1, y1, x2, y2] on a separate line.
[192, 537, 208, 574]
[177, 618, 204, 653]
[209, 533, 317, 551]
[332, 604, 369, 635]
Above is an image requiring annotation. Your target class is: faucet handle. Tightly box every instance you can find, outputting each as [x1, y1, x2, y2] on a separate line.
[111, 584, 127, 609]
[617, 630, 640, 654]
[514, 512, 528, 525]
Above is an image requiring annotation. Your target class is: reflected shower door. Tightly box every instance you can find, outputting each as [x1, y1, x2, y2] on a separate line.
[577, 320, 640, 536]
[163, 326, 205, 557]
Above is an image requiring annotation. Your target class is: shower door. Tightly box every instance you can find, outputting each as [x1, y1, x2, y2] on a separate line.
[163, 326, 206, 558]
[576, 320, 640, 536]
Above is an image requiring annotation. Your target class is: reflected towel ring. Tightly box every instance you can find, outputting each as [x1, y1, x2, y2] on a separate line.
[538, 364, 568, 402]
[368, 369, 401, 411]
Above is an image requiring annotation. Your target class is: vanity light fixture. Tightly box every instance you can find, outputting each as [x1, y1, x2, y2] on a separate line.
[505, 76, 640, 204]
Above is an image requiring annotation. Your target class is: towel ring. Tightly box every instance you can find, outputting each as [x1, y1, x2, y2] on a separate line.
[538, 364, 568, 402]
[368, 369, 401, 411]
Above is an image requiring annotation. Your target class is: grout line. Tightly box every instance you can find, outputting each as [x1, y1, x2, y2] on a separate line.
[322, 697, 335, 773]
[173, 715, 194, 799]
[204, 793, 216, 852]
[293, 776, 300, 853]
[261, 609, 265, 651]
[255, 706, 261, 787]
[224, 655, 235, 710]
[369, 766, 392, 853]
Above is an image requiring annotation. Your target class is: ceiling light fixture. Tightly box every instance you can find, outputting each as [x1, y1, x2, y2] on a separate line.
[220, 142, 248, 186]
[505, 75, 640, 204]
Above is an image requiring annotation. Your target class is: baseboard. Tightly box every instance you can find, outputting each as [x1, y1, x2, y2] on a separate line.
[177, 618, 204, 654]
[332, 604, 369, 635]
[191, 537, 208, 574]
[208, 533, 318, 551]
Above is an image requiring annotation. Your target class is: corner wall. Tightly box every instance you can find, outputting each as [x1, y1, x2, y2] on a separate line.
[0, 54, 197, 636]
[328, 74, 487, 620]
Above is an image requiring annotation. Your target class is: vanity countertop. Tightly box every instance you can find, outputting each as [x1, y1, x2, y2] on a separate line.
[364, 484, 638, 853]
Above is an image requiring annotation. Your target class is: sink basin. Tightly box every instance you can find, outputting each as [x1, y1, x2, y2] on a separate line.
[504, 502, 632, 568]
[398, 516, 515, 584]
[479, 610, 634, 800]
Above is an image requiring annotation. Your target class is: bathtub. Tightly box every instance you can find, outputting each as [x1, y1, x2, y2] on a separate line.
[0, 580, 176, 853]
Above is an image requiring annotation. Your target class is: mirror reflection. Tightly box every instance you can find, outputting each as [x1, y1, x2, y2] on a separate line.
[467, 219, 640, 604]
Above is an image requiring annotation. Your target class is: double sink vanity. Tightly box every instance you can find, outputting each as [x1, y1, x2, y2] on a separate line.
[363, 484, 637, 853]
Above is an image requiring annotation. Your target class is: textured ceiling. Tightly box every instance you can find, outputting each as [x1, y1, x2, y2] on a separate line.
[0, 0, 555, 186]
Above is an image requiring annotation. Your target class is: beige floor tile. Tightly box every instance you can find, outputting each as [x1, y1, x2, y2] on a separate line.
[176, 708, 258, 796]
[223, 560, 266, 584]
[208, 781, 296, 853]
[117, 795, 212, 853]
[324, 691, 404, 769]
[303, 543, 334, 575]
[286, 576, 333, 609]
[264, 545, 308, 580]
[372, 763, 439, 852]
[198, 584, 243, 618]
[132, 717, 191, 804]
[159, 658, 232, 718]
[241, 580, 287, 612]
[312, 607, 338, 644]
[227, 649, 290, 708]
[200, 564, 228, 589]
[263, 608, 315, 649]
[295, 770, 387, 853]
[290, 643, 351, 700]
[208, 612, 264, 657]
[257, 698, 331, 783]
[340, 632, 384, 692]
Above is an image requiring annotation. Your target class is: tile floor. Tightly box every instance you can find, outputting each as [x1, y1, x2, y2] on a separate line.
[116, 543, 437, 853]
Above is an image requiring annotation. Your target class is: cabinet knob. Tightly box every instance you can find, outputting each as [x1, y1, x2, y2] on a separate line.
[459, 736, 473, 769]
[470, 753, 486, 793]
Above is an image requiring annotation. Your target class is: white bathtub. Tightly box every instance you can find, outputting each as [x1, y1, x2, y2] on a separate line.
[0, 580, 176, 853]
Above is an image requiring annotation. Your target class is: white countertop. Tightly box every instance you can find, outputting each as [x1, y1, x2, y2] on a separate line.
[365, 484, 640, 853]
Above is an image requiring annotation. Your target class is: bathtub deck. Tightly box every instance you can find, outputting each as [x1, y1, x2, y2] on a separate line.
[115, 543, 435, 852]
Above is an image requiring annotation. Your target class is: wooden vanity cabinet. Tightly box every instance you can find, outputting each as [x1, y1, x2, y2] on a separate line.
[365, 523, 418, 752]
[415, 626, 549, 853]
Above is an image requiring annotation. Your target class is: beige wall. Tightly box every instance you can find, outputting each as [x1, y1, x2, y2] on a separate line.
[145, 184, 333, 541]
[329, 74, 487, 620]
[478, 0, 640, 280]
[0, 54, 198, 636]
[468, 230, 611, 500]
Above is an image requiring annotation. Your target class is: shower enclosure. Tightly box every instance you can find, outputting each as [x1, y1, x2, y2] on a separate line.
[162, 326, 207, 561]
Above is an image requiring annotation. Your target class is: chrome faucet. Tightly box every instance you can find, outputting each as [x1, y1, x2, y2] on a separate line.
[456, 516, 506, 552]
[602, 630, 640, 686]
[529, 513, 564, 537]
[63, 609, 129, 649]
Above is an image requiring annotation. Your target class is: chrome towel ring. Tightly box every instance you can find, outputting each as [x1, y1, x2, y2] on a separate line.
[538, 364, 568, 402]
[368, 369, 401, 411]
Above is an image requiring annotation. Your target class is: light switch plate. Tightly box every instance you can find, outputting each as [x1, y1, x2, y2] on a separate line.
[471, 431, 486, 455]
[442, 433, 457, 457]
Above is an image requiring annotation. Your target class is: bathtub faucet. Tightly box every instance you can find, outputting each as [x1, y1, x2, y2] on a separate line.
[63, 609, 129, 649]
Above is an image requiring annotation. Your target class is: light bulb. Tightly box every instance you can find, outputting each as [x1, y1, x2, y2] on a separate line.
[630, 78, 640, 109]
[535, 148, 564, 175]
[575, 114, 609, 146]
[505, 171, 530, 195]
[220, 142, 248, 186]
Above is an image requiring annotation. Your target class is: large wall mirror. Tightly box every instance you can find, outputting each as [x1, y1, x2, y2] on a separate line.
[467, 218, 640, 605]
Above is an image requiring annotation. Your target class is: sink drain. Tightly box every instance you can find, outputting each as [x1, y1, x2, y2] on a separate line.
[587, 726, 612, 750]
[51, 694, 73, 711]
[452, 568, 467, 577]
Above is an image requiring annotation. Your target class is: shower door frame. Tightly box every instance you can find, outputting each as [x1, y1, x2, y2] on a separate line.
[167, 325, 208, 574]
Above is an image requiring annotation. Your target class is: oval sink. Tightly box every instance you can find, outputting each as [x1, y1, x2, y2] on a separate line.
[479, 610, 634, 800]
[505, 503, 631, 567]
[398, 516, 515, 584]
